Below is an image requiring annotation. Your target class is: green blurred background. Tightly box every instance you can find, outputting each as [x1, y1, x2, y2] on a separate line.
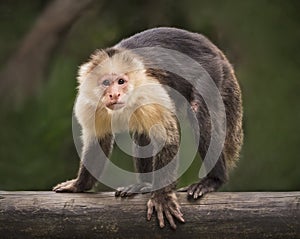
[0, 0, 299, 191]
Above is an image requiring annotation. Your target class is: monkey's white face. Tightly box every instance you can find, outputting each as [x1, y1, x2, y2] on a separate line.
[97, 73, 131, 110]
[77, 49, 145, 111]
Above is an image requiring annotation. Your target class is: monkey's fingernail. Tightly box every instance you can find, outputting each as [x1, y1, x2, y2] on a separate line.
[159, 222, 165, 228]
[193, 193, 198, 199]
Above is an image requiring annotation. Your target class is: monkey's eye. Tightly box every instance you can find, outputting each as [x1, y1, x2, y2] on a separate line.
[118, 78, 125, 85]
[102, 79, 111, 86]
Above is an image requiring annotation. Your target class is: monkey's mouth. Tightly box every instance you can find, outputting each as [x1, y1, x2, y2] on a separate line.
[107, 102, 125, 110]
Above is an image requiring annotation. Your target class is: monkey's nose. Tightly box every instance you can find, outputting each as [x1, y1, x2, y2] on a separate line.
[109, 93, 120, 99]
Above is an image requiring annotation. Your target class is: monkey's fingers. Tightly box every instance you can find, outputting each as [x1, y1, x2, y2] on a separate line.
[115, 187, 124, 197]
[120, 187, 133, 197]
[193, 184, 205, 199]
[147, 199, 154, 220]
[53, 186, 73, 193]
[164, 209, 176, 229]
[157, 204, 184, 229]
[126, 183, 150, 196]
[156, 205, 165, 228]
[53, 186, 67, 192]
[187, 183, 199, 197]
[115, 186, 135, 197]
[168, 200, 185, 223]
[147, 193, 184, 229]
[168, 206, 184, 223]
[187, 181, 217, 199]
[147, 199, 166, 228]
[115, 183, 152, 197]
[53, 180, 78, 193]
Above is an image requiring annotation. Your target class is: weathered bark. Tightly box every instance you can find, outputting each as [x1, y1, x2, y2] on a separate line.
[0, 0, 96, 107]
[0, 191, 299, 239]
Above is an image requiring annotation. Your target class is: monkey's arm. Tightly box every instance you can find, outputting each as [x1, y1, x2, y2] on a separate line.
[147, 124, 184, 229]
[53, 134, 113, 192]
[115, 133, 153, 197]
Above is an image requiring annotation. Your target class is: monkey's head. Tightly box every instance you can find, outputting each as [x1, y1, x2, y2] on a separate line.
[75, 48, 175, 136]
[76, 48, 159, 112]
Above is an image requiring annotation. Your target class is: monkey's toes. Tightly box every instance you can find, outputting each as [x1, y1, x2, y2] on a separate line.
[147, 192, 184, 229]
[53, 179, 80, 193]
[115, 182, 152, 197]
[186, 178, 222, 199]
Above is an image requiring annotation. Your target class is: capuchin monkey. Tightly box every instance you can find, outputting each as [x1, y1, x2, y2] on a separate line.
[53, 27, 243, 229]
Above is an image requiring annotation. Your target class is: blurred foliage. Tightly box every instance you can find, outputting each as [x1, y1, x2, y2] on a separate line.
[0, 0, 299, 191]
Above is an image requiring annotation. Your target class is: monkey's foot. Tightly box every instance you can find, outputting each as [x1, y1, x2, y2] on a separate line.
[178, 177, 222, 199]
[147, 191, 184, 229]
[115, 182, 152, 197]
[53, 179, 83, 193]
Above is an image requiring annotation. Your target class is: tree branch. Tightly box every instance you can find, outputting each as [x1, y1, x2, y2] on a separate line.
[0, 191, 299, 238]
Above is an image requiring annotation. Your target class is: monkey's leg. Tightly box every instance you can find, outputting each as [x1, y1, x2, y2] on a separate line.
[115, 133, 153, 197]
[180, 127, 228, 199]
[178, 96, 228, 199]
[147, 126, 184, 229]
[53, 134, 113, 193]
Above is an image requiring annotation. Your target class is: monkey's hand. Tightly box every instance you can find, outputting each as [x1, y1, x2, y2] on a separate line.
[147, 191, 184, 229]
[53, 179, 83, 193]
[115, 182, 152, 197]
